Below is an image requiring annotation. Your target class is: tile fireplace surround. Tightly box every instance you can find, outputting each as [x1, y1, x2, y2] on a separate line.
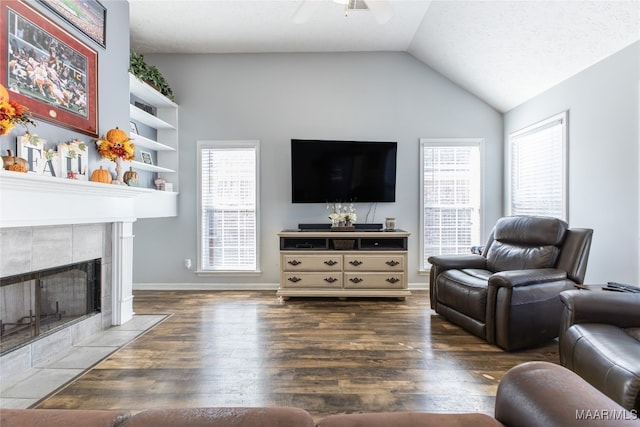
[0, 170, 150, 386]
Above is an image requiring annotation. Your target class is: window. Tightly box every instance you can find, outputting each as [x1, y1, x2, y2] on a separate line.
[420, 139, 482, 270]
[507, 111, 567, 220]
[198, 141, 260, 273]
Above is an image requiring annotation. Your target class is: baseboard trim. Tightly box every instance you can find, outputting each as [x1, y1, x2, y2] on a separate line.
[133, 282, 279, 291]
[134, 283, 428, 291]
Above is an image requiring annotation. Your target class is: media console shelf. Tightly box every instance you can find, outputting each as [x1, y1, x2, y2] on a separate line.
[277, 230, 411, 299]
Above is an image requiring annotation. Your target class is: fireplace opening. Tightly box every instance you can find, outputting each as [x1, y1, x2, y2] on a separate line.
[0, 259, 101, 355]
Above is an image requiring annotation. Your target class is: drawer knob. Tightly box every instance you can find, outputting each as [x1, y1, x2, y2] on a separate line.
[288, 276, 302, 283]
[324, 260, 338, 266]
[324, 277, 338, 283]
[386, 277, 400, 284]
[288, 260, 301, 266]
[349, 260, 363, 267]
[349, 277, 363, 283]
[385, 260, 400, 267]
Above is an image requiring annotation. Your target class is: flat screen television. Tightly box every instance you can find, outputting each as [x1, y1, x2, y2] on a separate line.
[291, 139, 397, 203]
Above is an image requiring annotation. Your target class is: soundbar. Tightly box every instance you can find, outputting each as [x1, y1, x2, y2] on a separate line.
[298, 223, 383, 231]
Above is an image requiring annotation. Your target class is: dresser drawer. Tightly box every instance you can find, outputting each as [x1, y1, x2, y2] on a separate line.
[344, 254, 405, 271]
[282, 272, 343, 288]
[344, 272, 405, 289]
[282, 254, 342, 271]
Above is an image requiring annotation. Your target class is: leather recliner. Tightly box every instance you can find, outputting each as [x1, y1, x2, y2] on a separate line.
[428, 215, 593, 351]
[559, 289, 640, 412]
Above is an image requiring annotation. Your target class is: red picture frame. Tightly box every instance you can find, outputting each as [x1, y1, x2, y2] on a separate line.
[1, 1, 98, 136]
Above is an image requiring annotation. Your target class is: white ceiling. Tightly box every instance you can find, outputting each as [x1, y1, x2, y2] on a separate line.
[129, 0, 640, 112]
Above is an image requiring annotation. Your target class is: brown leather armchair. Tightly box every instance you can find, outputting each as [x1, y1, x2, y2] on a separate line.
[559, 289, 640, 412]
[428, 215, 593, 351]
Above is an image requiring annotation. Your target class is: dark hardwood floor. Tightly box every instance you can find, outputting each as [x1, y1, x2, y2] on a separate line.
[37, 290, 559, 421]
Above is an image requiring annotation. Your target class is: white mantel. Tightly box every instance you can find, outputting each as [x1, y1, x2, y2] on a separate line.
[0, 170, 174, 325]
[1, 170, 152, 228]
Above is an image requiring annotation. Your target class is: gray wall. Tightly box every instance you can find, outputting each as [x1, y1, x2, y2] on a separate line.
[132, 52, 504, 286]
[504, 41, 640, 284]
[1, 0, 130, 168]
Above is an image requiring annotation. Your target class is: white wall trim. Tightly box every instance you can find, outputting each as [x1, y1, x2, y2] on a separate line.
[134, 282, 428, 291]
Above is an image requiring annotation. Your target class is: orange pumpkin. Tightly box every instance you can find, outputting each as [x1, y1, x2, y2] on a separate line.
[90, 166, 113, 184]
[0, 84, 8, 103]
[7, 163, 27, 173]
[105, 127, 129, 143]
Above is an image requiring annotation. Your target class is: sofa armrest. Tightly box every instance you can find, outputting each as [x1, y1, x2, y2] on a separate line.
[427, 254, 487, 309]
[489, 268, 567, 288]
[495, 361, 639, 427]
[560, 289, 640, 328]
[427, 254, 487, 270]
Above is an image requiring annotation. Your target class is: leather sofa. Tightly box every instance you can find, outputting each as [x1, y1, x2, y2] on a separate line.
[2, 362, 637, 427]
[0, 406, 315, 427]
[559, 289, 640, 412]
[428, 215, 593, 350]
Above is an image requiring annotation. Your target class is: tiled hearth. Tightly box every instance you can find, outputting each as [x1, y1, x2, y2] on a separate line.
[0, 314, 166, 409]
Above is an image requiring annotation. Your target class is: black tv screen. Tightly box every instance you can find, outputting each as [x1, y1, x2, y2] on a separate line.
[291, 139, 397, 203]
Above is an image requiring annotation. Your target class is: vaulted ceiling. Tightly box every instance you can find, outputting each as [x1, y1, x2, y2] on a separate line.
[129, 0, 640, 112]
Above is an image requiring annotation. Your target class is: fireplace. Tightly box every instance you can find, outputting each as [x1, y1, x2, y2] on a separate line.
[0, 259, 101, 354]
[0, 174, 139, 385]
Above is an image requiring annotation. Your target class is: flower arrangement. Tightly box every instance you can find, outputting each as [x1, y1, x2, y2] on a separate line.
[95, 127, 135, 184]
[327, 202, 357, 227]
[0, 84, 36, 135]
[95, 127, 135, 161]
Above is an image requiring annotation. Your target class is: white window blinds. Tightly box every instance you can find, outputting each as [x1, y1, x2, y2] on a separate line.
[508, 112, 567, 220]
[199, 141, 259, 272]
[420, 139, 482, 268]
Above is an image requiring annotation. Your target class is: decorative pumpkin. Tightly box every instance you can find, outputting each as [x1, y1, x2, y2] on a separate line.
[2, 149, 28, 171]
[7, 163, 27, 173]
[123, 167, 139, 186]
[90, 166, 113, 184]
[106, 127, 129, 144]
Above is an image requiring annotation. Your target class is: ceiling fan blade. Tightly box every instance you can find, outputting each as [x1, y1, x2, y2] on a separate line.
[365, 0, 394, 24]
[293, 0, 322, 24]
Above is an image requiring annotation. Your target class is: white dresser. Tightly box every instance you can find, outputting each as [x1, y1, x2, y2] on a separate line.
[277, 230, 410, 299]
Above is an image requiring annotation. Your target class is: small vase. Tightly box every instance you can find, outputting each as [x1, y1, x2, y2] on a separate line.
[113, 157, 124, 184]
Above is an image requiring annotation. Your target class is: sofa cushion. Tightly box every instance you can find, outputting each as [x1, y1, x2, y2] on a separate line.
[486, 243, 560, 272]
[436, 269, 489, 322]
[122, 407, 315, 427]
[486, 216, 567, 272]
[493, 216, 568, 246]
[0, 409, 132, 427]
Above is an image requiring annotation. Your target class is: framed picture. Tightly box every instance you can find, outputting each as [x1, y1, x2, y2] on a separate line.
[1, 1, 98, 136]
[129, 121, 138, 135]
[140, 150, 153, 165]
[38, 0, 106, 48]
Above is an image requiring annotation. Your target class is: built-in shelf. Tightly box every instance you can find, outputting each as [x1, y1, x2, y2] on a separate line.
[129, 74, 177, 109]
[128, 72, 179, 217]
[130, 133, 175, 151]
[129, 104, 175, 130]
[131, 160, 175, 173]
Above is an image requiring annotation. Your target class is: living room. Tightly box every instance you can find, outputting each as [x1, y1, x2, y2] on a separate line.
[0, 0, 639, 424]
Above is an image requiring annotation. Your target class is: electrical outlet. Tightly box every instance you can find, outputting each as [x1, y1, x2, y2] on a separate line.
[184, 258, 192, 269]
